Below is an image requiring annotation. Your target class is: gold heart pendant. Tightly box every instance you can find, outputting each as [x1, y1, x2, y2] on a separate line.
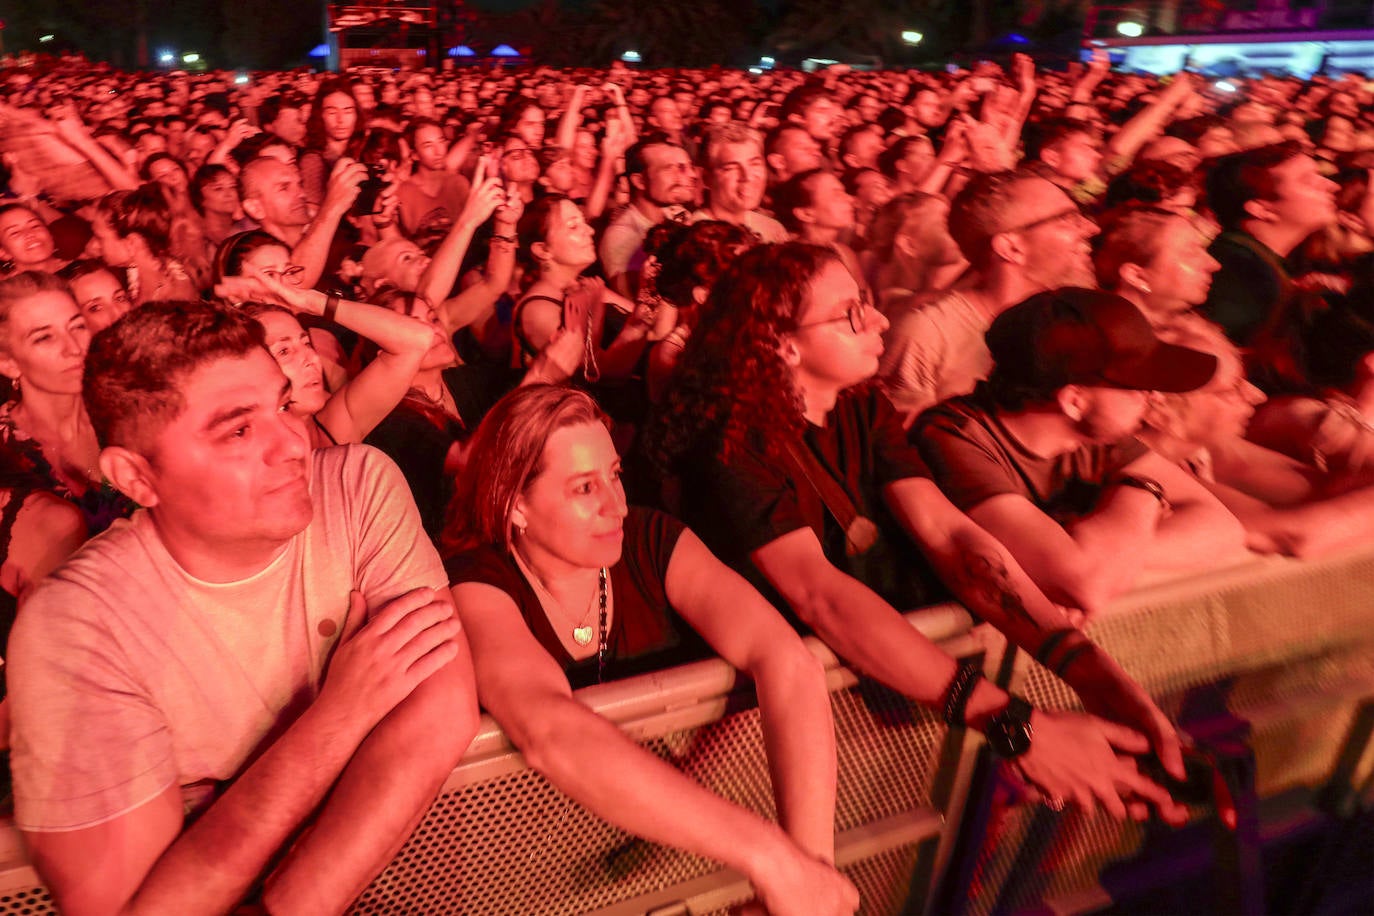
[572, 626, 594, 646]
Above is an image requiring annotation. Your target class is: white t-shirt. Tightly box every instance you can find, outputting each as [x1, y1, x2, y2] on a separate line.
[879, 290, 994, 417]
[8, 445, 446, 832]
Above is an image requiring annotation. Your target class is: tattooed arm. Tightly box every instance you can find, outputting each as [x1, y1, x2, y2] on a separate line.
[883, 477, 1185, 778]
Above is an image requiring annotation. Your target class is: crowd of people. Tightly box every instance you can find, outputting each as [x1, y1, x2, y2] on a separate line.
[0, 49, 1371, 912]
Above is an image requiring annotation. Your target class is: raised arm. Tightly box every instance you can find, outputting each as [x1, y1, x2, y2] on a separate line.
[664, 530, 838, 861]
[605, 83, 638, 147]
[450, 580, 858, 916]
[430, 172, 521, 337]
[1004, 53, 1039, 144]
[1107, 73, 1197, 166]
[417, 158, 506, 330]
[49, 104, 139, 191]
[293, 158, 366, 289]
[206, 119, 261, 169]
[584, 118, 630, 221]
[555, 85, 590, 151]
[1070, 49, 1111, 104]
[216, 274, 436, 444]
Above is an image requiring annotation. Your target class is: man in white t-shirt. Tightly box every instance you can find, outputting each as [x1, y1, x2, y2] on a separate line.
[8, 302, 479, 914]
[880, 170, 1100, 419]
[693, 121, 789, 243]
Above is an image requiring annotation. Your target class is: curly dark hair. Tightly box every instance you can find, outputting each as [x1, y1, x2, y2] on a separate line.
[643, 219, 753, 311]
[645, 242, 840, 475]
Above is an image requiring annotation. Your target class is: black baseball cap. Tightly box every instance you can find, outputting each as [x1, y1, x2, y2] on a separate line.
[986, 287, 1217, 393]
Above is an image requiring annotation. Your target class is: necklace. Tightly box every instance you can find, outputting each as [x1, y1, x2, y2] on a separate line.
[512, 550, 612, 679]
[410, 383, 457, 419]
[581, 311, 601, 383]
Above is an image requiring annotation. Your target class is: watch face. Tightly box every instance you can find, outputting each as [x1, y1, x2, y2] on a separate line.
[990, 718, 1033, 758]
[987, 699, 1034, 758]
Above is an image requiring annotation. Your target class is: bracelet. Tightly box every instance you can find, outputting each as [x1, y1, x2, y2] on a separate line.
[1033, 627, 1081, 667]
[490, 234, 517, 244]
[1053, 643, 1094, 678]
[942, 658, 984, 728]
[1115, 475, 1171, 516]
[323, 294, 341, 324]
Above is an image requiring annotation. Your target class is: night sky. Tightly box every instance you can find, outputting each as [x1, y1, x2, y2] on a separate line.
[0, 0, 554, 68]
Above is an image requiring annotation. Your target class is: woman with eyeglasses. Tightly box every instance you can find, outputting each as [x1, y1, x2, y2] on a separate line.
[647, 242, 1188, 819]
[443, 383, 858, 916]
[212, 230, 437, 449]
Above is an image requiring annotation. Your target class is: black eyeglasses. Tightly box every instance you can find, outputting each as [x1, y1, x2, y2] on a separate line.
[795, 292, 873, 335]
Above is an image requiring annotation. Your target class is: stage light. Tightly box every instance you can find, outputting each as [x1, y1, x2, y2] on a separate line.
[901, 30, 923, 45]
[39, 34, 54, 43]
[1117, 21, 1145, 38]
[621, 50, 641, 63]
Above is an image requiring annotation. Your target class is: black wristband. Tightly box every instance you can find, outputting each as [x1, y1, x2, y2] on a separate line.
[1115, 475, 1170, 513]
[1053, 643, 1093, 678]
[1033, 627, 1079, 667]
[323, 294, 341, 324]
[942, 659, 984, 728]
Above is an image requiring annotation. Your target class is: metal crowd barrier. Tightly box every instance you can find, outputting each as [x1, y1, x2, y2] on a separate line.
[0, 547, 1371, 914]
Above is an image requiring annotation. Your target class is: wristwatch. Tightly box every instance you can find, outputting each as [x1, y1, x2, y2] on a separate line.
[984, 695, 1035, 759]
[1115, 475, 1171, 516]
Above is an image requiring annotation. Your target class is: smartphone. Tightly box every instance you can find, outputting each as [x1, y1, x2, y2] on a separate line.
[351, 164, 387, 216]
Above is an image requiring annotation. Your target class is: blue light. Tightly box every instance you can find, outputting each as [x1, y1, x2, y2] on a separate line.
[491, 44, 520, 57]
[308, 44, 329, 58]
[1007, 33, 1029, 44]
[448, 45, 476, 57]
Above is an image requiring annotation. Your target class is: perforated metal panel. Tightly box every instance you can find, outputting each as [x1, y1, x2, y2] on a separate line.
[958, 550, 1374, 916]
[352, 676, 958, 915]
[0, 887, 50, 916]
[2, 553, 1370, 914]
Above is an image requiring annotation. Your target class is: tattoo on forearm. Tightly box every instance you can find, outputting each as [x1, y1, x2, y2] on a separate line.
[954, 549, 1042, 631]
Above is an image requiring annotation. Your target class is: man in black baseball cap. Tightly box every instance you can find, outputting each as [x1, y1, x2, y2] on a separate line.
[911, 288, 1247, 616]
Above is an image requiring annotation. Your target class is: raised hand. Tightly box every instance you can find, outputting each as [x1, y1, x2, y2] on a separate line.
[458, 156, 506, 227]
[213, 270, 315, 314]
[48, 102, 91, 145]
[1013, 53, 1036, 92]
[321, 157, 368, 216]
[224, 118, 262, 149]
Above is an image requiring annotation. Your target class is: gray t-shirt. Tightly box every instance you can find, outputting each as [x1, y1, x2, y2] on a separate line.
[8, 445, 445, 832]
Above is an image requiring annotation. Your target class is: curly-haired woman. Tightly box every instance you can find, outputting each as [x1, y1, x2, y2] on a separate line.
[648, 242, 1187, 818]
